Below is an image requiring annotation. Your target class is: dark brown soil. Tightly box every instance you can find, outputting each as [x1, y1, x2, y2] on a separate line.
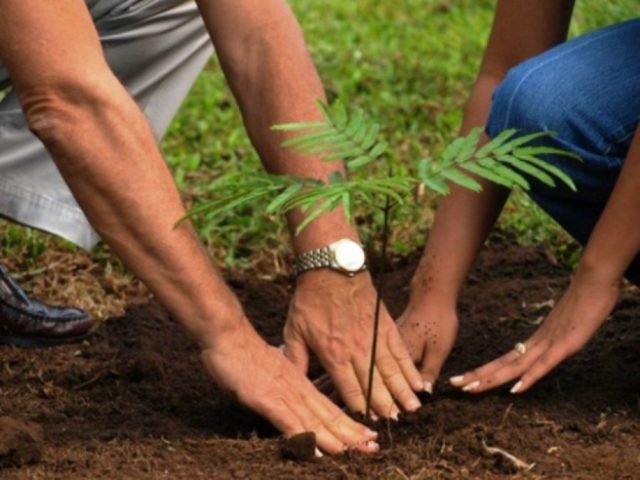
[1, 244, 640, 479]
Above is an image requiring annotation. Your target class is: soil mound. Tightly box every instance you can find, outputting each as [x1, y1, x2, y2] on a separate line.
[1, 244, 639, 478]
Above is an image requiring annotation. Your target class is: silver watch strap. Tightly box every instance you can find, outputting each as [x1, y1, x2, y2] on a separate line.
[295, 246, 332, 275]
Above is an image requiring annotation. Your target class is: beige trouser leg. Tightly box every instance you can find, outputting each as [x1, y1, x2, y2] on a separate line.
[0, 0, 213, 249]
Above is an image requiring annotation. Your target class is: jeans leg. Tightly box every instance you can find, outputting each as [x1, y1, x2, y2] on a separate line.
[486, 19, 640, 284]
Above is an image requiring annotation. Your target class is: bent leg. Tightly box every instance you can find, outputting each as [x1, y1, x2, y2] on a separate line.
[486, 19, 640, 284]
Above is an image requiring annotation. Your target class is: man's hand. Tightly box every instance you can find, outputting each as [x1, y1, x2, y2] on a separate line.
[397, 302, 459, 394]
[282, 270, 425, 419]
[201, 321, 379, 455]
[449, 268, 620, 394]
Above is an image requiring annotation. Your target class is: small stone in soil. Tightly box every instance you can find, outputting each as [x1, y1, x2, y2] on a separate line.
[0, 417, 44, 468]
[280, 432, 317, 461]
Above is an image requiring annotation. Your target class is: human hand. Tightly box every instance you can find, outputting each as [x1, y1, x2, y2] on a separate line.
[282, 269, 425, 419]
[397, 301, 459, 394]
[449, 268, 621, 394]
[200, 321, 379, 455]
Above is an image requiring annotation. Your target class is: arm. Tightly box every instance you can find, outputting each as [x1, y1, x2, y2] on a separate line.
[454, 127, 639, 394]
[399, 0, 575, 388]
[0, 0, 377, 454]
[196, 0, 424, 418]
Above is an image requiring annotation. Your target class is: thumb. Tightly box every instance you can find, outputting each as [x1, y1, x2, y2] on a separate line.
[419, 343, 452, 394]
[283, 330, 310, 373]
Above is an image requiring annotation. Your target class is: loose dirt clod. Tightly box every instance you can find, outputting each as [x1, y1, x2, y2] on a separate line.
[280, 432, 317, 461]
[0, 417, 44, 468]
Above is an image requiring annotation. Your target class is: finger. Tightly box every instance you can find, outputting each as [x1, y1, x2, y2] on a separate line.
[419, 343, 451, 394]
[377, 336, 422, 411]
[387, 327, 426, 393]
[449, 344, 531, 388]
[352, 357, 400, 419]
[459, 342, 548, 393]
[257, 395, 307, 442]
[283, 330, 310, 374]
[328, 362, 367, 415]
[512, 344, 573, 394]
[304, 388, 379, 453]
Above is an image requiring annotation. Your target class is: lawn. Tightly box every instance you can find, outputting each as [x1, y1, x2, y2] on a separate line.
[161, 0, 637, 269]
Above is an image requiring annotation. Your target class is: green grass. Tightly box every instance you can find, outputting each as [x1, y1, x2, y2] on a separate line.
[1, 1, 637, 270]
[163, 0, 636, 267]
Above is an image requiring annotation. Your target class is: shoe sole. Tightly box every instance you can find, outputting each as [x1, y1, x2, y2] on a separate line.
[0, 331, 94, 347]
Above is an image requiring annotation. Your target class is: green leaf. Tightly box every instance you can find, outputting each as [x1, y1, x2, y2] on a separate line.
[421, 175, 450, 195]
[500, 156, 556, 187]
[345, 108, 364, 137]
[361, 123, 380, 150]
[455, 127, 483, 164]
[368, 141, 389, 159]
[342, 192, 353, 223]
[266, 183, 303, 214]
[475, 129, 518, 158]
[440, 136, 465, 165]
[281, 129, 336, 148]
[295, 195, 343, 234]
[347, 154, 375, 169]
[461, 163, 516, 189]
[492, 131, 551, 156]
[518, 155, 577, 191]
[478, 158, 531, 189]
[327, 101, 348, 130]
[442, 168, 483, 192]
[272, 121, 327, 132]
[513, 146, 582, 161]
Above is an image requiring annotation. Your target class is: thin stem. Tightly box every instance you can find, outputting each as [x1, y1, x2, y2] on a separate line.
[365, 193, 392, 418]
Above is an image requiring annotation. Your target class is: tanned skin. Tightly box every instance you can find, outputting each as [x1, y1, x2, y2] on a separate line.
[0, 0, 428, 454]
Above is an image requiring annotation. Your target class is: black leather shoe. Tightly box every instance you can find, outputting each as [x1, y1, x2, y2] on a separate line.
[0, 265, 95, 346]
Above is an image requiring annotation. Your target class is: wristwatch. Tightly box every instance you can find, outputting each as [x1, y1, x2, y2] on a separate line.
[295, 238, 367, 277]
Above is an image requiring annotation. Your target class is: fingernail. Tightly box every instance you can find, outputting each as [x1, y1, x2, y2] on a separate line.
[424, 381, 433, 394]
[449, 375, 465, 386]
[314, 448, 324, 458]
[407, 398, 421, 411]
[365, 427, 378, 438]
[510, 380, 523, 394]
[390, 410, 400, 421]
[366, 440, 380, 451]
[414, 378, 425, 391]
[370, 412, 379, 422]
[462, 380, 480, 392]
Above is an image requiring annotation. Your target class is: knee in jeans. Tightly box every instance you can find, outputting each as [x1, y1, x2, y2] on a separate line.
[487, 61, 572, 138]
[486, 62, 588, 198]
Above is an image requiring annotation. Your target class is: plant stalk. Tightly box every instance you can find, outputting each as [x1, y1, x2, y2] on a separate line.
[365, 193, 392, 418]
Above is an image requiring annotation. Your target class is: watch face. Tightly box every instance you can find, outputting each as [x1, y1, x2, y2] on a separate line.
[333, 240, 366, 272]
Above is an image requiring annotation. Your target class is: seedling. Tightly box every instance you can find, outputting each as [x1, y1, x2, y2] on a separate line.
[182, 100, 578, 417]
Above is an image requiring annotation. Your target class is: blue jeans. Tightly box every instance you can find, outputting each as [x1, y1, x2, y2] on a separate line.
[486, 18, 640, 284]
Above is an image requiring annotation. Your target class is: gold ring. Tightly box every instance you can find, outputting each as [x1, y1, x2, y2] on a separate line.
[514, 342, 527, 356]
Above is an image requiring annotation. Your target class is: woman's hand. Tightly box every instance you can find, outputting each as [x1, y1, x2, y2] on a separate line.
[449, 267, 621, 394]
[397, 302, 459, 394]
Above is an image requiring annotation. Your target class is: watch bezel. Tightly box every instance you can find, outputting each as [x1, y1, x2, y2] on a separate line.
[330, 239, 366, 273]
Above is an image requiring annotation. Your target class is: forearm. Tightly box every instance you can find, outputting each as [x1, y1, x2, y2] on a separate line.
[28, 82, 248, 347]
[409, 0, 575, 308]
[410, 75, 509, 308]
[578, 127, 640, 282]
[197, 0, 357, 252]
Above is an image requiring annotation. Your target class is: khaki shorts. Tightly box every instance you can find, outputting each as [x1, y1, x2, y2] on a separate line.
[0, 0, 213, 249]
